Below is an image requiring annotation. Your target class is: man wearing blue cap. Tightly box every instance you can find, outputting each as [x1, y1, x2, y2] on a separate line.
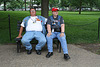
[46, 7, 70, 60]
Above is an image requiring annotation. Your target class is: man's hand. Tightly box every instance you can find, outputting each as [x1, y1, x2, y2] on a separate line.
[16, 26, 23, 38]
[16, 35, 22, 38]
[47, 32, 52, 37]
[60, 33, 64, 37]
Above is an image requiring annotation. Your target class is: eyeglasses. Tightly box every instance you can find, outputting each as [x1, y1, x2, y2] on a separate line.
[30, 10, 35, 12]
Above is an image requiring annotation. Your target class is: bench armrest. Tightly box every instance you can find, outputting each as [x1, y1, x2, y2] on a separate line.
[15, 38, 22, 41]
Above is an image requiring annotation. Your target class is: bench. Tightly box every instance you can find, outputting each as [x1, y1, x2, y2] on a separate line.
[15, 21, 61, 53]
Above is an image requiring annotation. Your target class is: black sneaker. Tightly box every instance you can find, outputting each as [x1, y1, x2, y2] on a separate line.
[64, 54, 70, 60]
[27, 50, 32, 55]
[36, 50, 41, 55]
[46, 52, 53, 58]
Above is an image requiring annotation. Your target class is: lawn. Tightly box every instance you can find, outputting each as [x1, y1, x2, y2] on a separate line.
[0, 11, 100, 44]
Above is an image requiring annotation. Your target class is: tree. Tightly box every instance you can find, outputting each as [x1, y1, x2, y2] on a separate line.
[34, 0, 41, 9]
[17, 0, 24, 11]
[41, 0, 49, 18]
[69, 0, 87, 14]
[0, 0, 7, 11]
[86, 0, 97, 11]
[0, 0, 18, 11]
[7, 0, 20, 11]
[30, 0, 32, 9]
[61, 0, 69, 7]
[96, 0, 100, 10]
[25, 0, 26, 11]
[49, 0, 59, 9]
[61, 0, 69, 10]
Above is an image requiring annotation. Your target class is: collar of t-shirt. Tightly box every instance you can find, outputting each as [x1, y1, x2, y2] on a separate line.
[30, 16, 38, 22]
[53, 15, 58, 23]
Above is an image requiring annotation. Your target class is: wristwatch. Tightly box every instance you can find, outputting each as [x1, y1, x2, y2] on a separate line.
[61, 32, 64, 33]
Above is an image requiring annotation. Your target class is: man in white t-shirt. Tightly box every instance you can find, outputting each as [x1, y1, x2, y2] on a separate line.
[16, 8, 47, 55]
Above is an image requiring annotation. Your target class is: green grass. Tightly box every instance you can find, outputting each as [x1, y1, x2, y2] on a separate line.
[0, 11, 100, 44]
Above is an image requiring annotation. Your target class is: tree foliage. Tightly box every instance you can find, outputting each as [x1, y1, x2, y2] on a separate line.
[0, 0, 12, 11]
[95, 0, 100, 10]
[0, 0, 100, 12]
[61, 0, 69, 7]
[7, 0, 20, 11]
[49, 0, 59, 8]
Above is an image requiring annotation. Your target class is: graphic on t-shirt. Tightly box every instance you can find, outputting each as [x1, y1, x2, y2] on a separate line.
[52, 20, 58, 26]
[36, 18, 40, 21]
[52, 22, 56, 25]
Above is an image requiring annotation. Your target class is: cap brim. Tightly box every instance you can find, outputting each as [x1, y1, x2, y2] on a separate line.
[52, 9, 59, 11]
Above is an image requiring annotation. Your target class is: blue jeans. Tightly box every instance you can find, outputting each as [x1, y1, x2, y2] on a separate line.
[21, 31, 46, 50]
[46, 32, 68, 54]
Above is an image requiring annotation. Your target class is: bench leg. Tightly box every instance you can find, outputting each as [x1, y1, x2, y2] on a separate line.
[16, 41, 21, 53]
[56, 40, 59, 49]
[57, 40, 61, 53]
[59, 42, 61, 53]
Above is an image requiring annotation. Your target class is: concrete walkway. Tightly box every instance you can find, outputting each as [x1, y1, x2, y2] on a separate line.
[0, 44, 100, 67]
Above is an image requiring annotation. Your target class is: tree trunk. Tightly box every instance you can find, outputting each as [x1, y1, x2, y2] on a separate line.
[21, 4, 23, 11]
[79, 0, 82, 14]
[30, 0, 32, 9]
[90, 7, 92, 11]
[99, 8, 100, 11]
[12, 9, 15, 11]
[32, 0, 34, 7]
[25, 0, 26, 11]
[4, 1, 6, 11]
[50, 4, 52, 10]
[69, 5, 72, 11]
[90, 3, 93, 11]
[41, 0, 49, 18]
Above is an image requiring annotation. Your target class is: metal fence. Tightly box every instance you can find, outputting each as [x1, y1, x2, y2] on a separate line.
[0, 15, 100, 41]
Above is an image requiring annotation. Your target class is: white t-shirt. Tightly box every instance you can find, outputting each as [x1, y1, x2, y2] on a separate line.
[21, 16, 47, 31]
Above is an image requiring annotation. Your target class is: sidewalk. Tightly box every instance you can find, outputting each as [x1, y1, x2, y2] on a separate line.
[0, 44, 100, 67]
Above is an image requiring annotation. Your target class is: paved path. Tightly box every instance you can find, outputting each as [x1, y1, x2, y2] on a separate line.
[0, 44, 100, 67]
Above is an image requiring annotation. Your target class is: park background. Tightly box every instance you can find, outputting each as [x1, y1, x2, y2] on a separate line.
[0, 0, 100, 54]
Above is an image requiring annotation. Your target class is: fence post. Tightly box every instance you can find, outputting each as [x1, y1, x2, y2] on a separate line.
[8, 14, 12, 41]
[98, 18, 100, 40]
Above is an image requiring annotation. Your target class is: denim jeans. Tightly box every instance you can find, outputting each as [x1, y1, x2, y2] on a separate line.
[21, 31, 46, 50]
[46, 32, 68, 54]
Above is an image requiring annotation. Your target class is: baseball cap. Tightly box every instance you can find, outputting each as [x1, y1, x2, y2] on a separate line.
[52, 7, 59, 11]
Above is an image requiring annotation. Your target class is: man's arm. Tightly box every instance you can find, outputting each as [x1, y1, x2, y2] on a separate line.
[47, 17, 52, 36]
[60, 16, 65, 37]
[60, 24, 65, 37]
[61, 24, 65, 33]
[47, 24, 51, 33]
[16, 26, 23, 38]
[47, 24, 52, 37]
